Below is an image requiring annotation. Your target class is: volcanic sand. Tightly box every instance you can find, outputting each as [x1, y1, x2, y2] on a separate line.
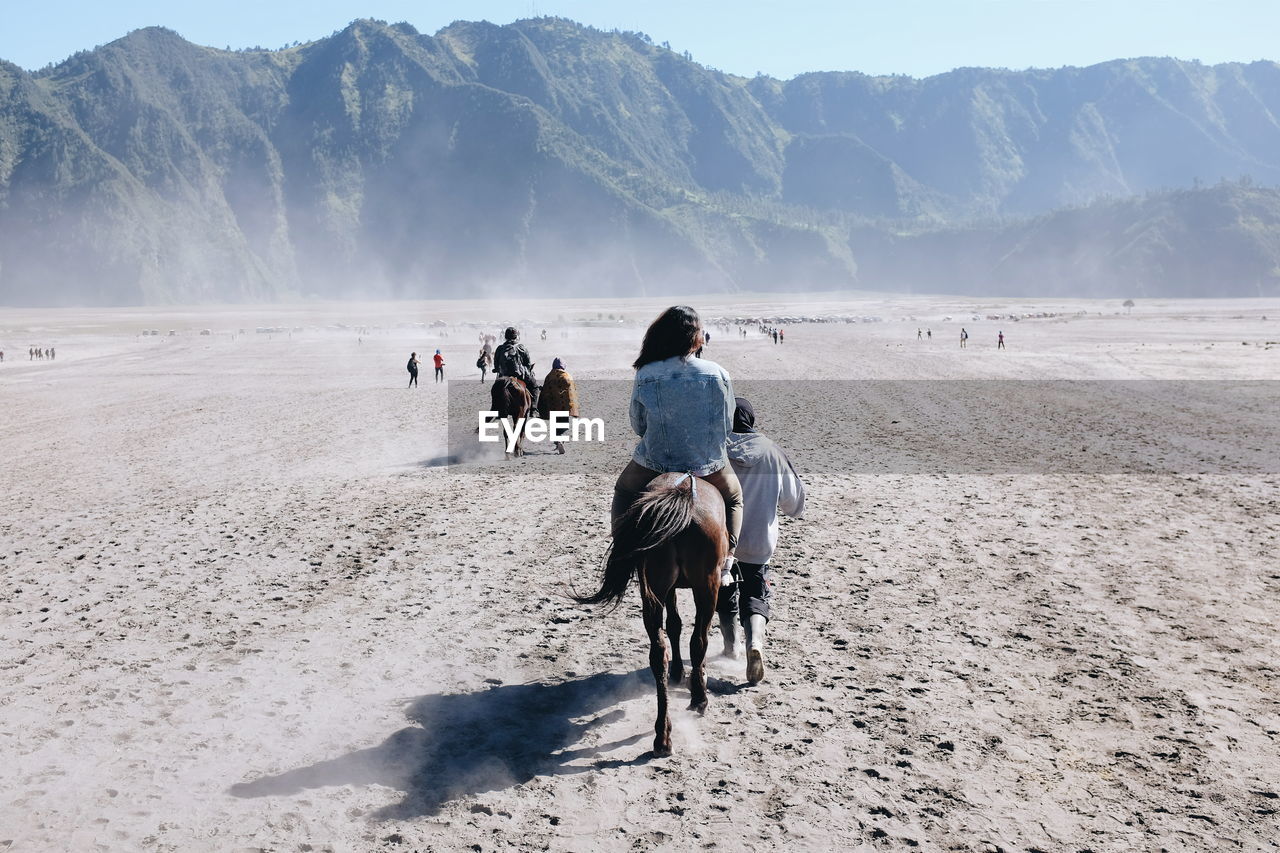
[2, 295, 1279, 852]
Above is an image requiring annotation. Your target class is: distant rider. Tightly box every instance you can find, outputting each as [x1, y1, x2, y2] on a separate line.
[493, 327, 540, 411]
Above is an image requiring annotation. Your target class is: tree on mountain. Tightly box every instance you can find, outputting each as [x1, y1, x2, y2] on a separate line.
[1123, 299, 1135, 314]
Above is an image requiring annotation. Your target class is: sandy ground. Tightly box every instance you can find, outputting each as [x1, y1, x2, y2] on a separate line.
[2, 295, 1279, 852]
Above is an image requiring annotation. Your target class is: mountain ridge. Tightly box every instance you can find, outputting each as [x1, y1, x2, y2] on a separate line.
[3, 18, 1280, 305]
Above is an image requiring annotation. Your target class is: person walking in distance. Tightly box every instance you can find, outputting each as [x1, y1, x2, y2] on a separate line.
[539, 357, 580, 454]
[719, 397, 805, 684]
[997, 331, 1005, 350]
[694, 328, 710, 358]
[960, 328, 969, 348]
[407, 352, 420, 387]
[477, 347, 492, 381]
[433, 349, 445, 382]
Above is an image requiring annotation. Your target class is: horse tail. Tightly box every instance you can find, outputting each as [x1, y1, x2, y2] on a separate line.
[574, 481, 696, 610]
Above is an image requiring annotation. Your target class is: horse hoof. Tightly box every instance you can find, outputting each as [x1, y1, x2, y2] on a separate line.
[747, 649, 765, 685]
[668, 670, 684, 685]
[653, 741, 672, 758]
[688, 699, 708, 715]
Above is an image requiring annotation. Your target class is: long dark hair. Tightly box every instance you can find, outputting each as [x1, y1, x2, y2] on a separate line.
[633, 306, 703, 370]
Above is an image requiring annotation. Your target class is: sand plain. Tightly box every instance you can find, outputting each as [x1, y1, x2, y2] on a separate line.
[1, 295, 1279, 852]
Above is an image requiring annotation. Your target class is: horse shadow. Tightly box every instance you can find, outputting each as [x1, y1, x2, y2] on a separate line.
[230, 670, 652, 818]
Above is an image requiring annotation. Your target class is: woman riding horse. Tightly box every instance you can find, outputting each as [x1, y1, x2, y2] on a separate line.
[578, 306, 743, 756]
[611, 305, 743, 566]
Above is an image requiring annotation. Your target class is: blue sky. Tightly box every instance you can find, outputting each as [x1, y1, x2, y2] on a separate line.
[3, 1, 1275, 78]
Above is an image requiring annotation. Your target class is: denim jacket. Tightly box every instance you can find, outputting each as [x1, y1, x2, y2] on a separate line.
[630, 356, 734, 476]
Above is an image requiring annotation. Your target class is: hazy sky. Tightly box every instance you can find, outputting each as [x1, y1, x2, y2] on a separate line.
[3, 0, 1276, 78]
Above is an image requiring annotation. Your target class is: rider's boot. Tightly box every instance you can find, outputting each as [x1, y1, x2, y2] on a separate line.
[746, 614, 767, 684]
[719, 612, 740, 658]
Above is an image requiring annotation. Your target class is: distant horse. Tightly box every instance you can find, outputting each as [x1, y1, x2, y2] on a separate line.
[575, 472, 727, 756]
[489, 377, 532, 459]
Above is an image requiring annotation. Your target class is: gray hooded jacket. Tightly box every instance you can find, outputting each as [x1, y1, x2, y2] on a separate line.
[727, 431, 805, 564]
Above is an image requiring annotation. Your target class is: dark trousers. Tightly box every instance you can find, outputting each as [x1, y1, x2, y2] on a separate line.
[435, 366, 444, 382]
[716, 561, 774, 624]
[408, 370, 418, 387]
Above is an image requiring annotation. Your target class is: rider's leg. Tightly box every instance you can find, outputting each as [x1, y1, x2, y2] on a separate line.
[610, 460, 659, 533]
[701, 466, 743, 552]
[526, 379, 541, 414]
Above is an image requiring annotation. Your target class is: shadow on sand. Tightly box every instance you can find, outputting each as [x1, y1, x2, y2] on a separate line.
[230, 670, 653, 817]
[417, 443, 564, 468]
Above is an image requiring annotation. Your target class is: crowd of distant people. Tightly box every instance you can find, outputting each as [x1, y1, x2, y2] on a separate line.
[0, 346, 58, 363]
[758, 324, 784, 344]
[915, 327, 1007, 349]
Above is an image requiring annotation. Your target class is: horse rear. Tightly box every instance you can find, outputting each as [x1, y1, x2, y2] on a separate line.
[575, 472, 728, 756]
[489, 377, 532, 458]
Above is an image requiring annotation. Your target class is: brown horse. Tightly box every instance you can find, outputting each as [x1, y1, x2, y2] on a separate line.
[575, 472, 728, 756]
[489, 377, 532, 458]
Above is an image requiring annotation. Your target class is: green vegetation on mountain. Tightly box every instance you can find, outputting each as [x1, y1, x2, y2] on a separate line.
[2, 18, 1279, 304]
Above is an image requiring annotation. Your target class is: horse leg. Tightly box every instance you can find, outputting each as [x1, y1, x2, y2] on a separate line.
[688, 573, 719, 715]
[665, 588, 684, 685]
[515, 402, 529, 457]
[642, 591, 672, 757]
